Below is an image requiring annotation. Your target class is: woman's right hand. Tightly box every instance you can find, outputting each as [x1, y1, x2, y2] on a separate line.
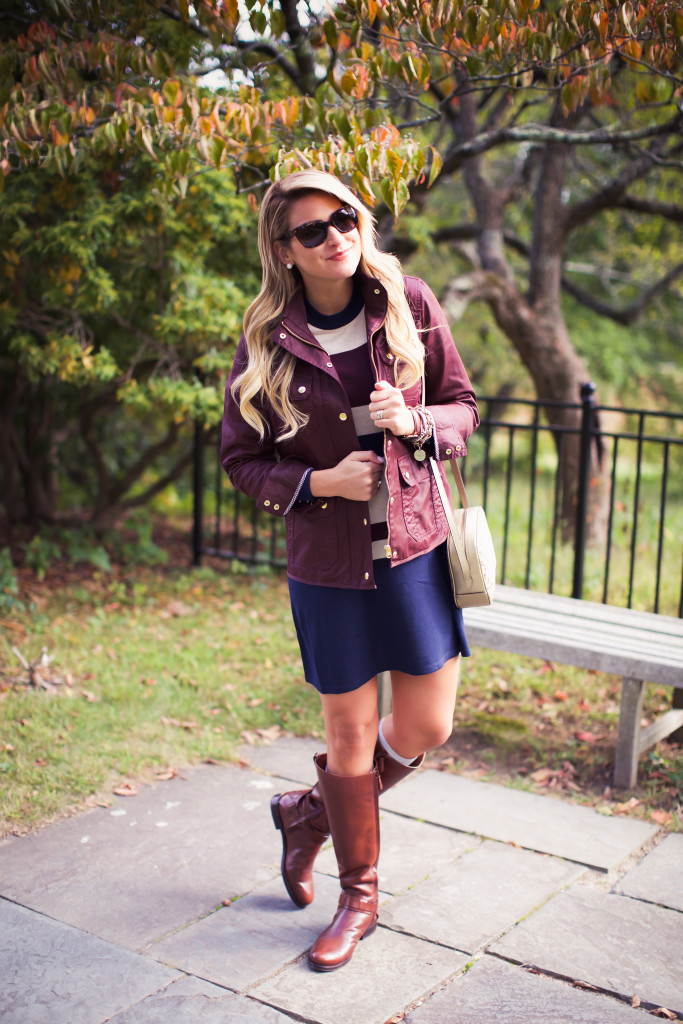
[309, 451, 385, 502]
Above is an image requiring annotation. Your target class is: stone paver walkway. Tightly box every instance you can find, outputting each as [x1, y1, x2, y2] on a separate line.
[1, 735, 681, 1024]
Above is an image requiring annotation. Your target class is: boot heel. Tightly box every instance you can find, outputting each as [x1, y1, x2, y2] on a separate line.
[270, 795, 283, 831]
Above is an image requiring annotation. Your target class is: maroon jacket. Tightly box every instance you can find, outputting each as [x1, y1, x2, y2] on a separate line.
[221, 274, 479, 589]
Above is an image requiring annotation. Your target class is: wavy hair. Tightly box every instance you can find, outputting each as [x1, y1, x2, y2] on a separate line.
[231, 169, 425, 441]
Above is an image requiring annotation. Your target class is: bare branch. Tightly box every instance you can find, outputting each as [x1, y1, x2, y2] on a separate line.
[617, 196, 683, 223]
[562, 262, 683, 325]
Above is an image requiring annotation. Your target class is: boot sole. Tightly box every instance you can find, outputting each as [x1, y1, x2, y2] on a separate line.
[270, 794, 309, 910]
[308, 918, 378, 972]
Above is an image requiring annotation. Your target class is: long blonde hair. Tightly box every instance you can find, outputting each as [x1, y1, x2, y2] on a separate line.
[232, 169, 424, 441]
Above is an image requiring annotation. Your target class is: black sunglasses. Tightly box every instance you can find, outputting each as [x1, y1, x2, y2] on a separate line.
[280, 206, 359, 249]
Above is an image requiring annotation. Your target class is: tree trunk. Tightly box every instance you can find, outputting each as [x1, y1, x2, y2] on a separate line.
[454, 95, 610, 546]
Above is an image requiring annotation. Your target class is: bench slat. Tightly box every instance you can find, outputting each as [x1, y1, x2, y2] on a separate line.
[479, 586, 683, 638]
[463, 589, 683, 687]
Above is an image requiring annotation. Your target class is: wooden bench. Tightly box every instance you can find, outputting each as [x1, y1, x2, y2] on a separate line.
[378, 585, 683, 788]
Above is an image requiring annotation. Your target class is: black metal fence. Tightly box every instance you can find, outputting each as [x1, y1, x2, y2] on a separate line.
[193, 385, 683, 618]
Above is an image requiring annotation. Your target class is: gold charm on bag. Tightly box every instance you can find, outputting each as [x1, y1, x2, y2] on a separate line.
[414, 447, 426, 462]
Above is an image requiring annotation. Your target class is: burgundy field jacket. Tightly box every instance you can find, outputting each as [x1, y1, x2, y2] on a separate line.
[221, 274, 479, 589]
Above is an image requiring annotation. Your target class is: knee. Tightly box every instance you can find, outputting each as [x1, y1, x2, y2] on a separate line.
[326, 717, 377, 762]
[392, 715, 453, 755]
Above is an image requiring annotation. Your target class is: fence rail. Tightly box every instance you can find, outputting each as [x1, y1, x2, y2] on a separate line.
[194, 385, 683, 618]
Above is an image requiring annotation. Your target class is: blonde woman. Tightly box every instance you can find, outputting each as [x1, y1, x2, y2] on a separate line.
[221, 170, 478, 971]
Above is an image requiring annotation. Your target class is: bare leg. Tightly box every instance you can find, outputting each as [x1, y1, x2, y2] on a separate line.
[382, 656, 461, 760]
[319, 677, 379, 776]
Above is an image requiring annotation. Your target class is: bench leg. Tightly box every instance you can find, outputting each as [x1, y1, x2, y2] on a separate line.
[377, 670, 392, 719]
[614, 677, 644, 790]
[672, 688, 683, 744]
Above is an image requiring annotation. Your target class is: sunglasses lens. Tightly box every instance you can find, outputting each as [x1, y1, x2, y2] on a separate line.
[293, 207, 358, 248]
[297, 225, 327, 248]
[330, 209, 358, 234]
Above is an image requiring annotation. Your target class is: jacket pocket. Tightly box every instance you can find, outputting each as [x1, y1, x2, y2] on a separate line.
[287, 497, 338, 572]
[397, 453, 437, 543]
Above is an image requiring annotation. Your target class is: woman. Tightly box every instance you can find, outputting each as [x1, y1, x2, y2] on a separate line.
[221, 169, 478, 972]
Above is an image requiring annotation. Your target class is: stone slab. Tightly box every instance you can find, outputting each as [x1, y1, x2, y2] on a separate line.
[490, 886, 683, 1015]
[252, 925, 468, 1024]
[239, 736, 321, 785]
[108, 975, 294, 1024]
[0, 897, 178, 1024]
[405, 955, 655, 1024]
[615, 833, 683, 911]
[0, 762, 286, 950]
[382, 770, 657, 870]
[151, 874, 344, 992]
[381, 839, 584, 953]
[316, 810, 478, 894]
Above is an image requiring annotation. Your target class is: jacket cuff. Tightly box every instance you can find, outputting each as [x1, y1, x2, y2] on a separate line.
[285, 467, 316, 514]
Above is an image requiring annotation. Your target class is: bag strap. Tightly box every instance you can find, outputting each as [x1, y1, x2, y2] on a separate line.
[419, 369, 470, 512]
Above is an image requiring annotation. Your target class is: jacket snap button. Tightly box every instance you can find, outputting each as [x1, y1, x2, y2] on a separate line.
[321, 502, 328, 509]
[446, 448, 452, 455]
[387, 353, 394, 361]
[326, 361, 333, 367]
[456, 444, 462, 451]
[374, 289, 380, 294]
[273, 504, 280, 510]
[298, 386, 306, 393]
[264, 500, 271, 506]
[364, 572, 369, 580]
[339, 413, 347, 421]
[279, 333, 286, 339]
[393, 550, 397, 557]
[363, 518, 367, 526]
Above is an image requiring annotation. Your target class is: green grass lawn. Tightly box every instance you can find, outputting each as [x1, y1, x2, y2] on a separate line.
[1, 556, 681, 837]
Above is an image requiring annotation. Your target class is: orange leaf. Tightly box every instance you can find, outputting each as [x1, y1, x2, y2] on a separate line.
[113, 782, 139, 797]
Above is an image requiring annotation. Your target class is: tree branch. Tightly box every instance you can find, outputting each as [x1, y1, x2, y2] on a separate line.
[562, 262, 683, 325]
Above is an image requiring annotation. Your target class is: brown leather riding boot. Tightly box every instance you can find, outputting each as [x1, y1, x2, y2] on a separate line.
[270, 786, 329, 908]
[308, 753, 380, 972]
[271, 736, 423, 908]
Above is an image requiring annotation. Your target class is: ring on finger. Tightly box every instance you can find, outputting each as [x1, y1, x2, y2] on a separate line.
[376, 410, 383, 421]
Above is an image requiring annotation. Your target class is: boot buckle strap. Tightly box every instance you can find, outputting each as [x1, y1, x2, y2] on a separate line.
[338, 893, 377, 915]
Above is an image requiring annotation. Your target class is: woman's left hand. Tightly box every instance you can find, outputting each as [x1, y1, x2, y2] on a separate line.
[369, 380, 414, 437]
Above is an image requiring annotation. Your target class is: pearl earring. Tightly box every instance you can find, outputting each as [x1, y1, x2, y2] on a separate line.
[286, 263, 293, 270]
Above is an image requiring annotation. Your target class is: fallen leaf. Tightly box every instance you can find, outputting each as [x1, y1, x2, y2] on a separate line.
[256, 725, 283, 743]
[650, 1009, 676, 1020]
[554, 690, 569, 702]
[575, 731, 595, 743]
[632, 994, 641, 1008]
[161, 601, 193, 618]
[650, 809, 673, 826]
[155, 769, 178, 781]
[34, 758, 48, 767]
[572, 981, 600, 992]
[113, 782, 139, 797]
[530, 768, 555, 783]
[81, 689, 99, 703]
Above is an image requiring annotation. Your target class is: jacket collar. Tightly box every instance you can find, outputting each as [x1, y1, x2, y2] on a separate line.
[277, 272, 390, 366]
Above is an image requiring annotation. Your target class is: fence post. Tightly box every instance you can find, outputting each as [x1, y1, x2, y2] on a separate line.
[192, 420, 204, 568]
[572, 381, 596, 600]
